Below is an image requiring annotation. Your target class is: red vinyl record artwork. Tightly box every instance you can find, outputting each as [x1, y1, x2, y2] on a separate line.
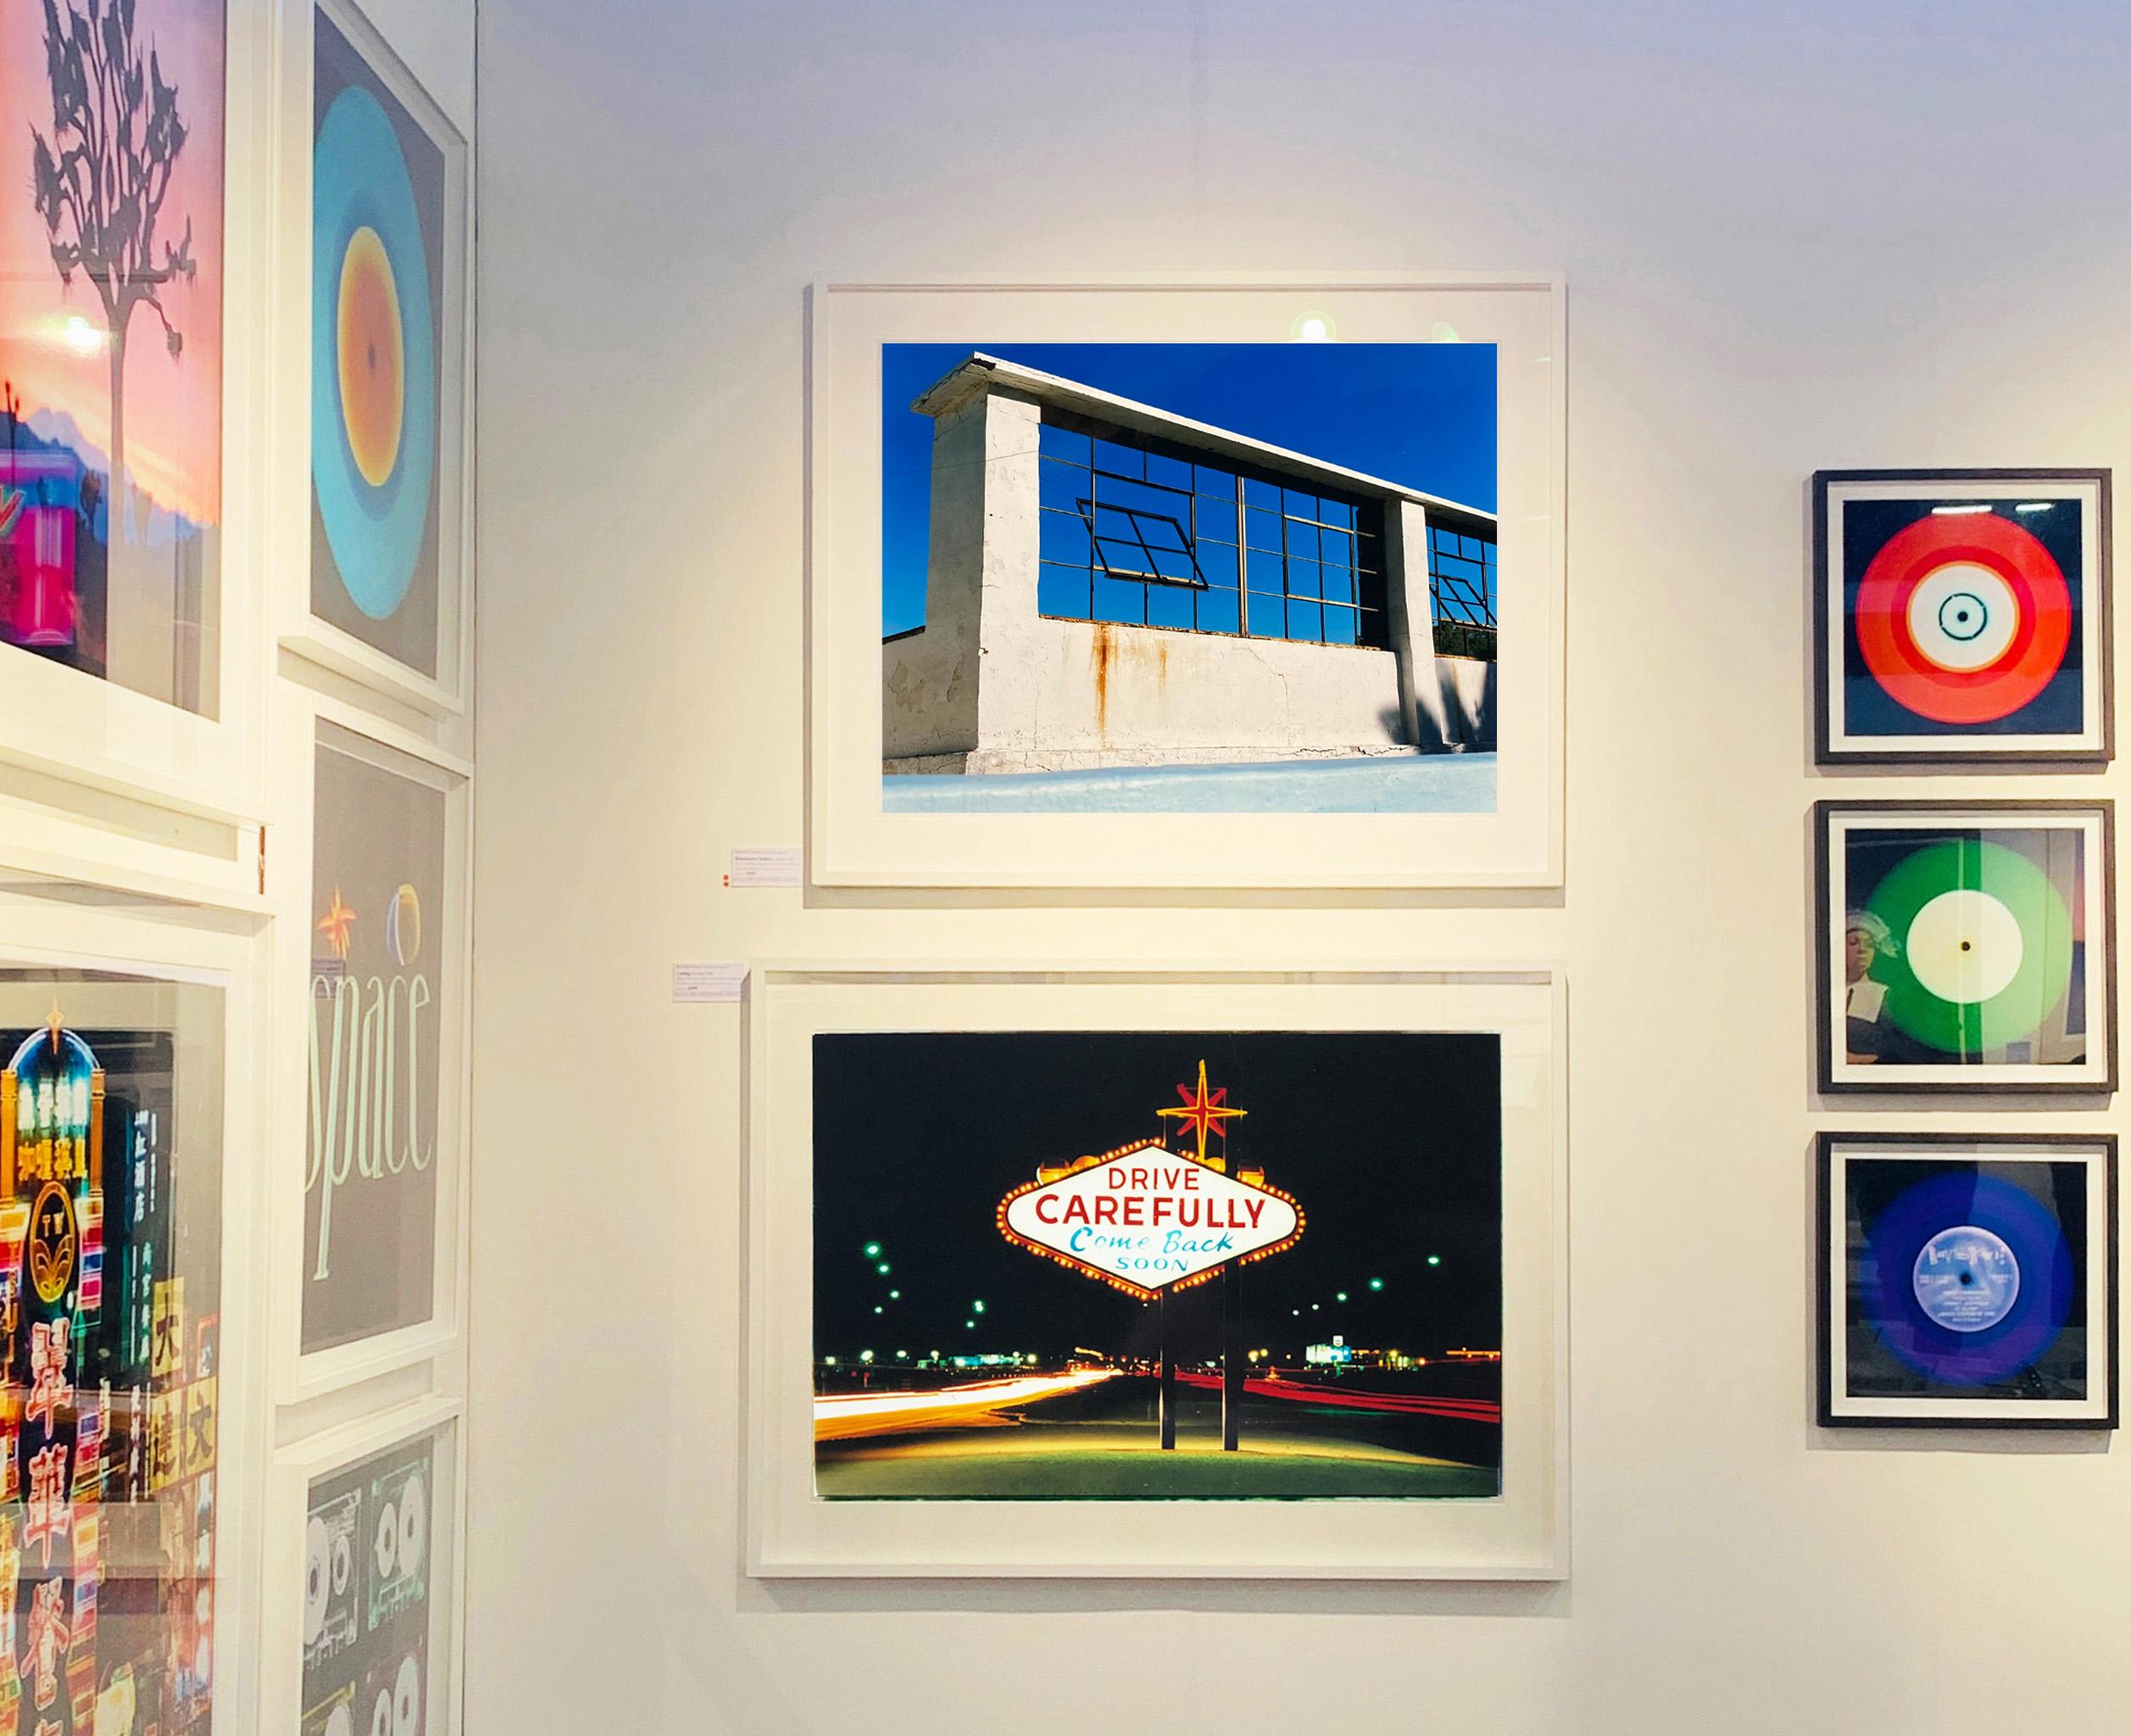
[1852, 513, 2073, 725]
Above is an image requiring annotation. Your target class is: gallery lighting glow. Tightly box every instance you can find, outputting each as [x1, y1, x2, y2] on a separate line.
[813, 1369, 1119, 1439]
[58, 314, 103, 356]
[2014, 503, 2055, 513]
[1929, 504, 1994, 515]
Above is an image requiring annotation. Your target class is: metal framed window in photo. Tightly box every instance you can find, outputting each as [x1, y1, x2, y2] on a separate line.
[1813, 469, 2112, 766]
[745, 964, 1568, 1580]
[1816, 799, 2115, 1094]
[1819, 1132, 2117, 1429]
[810, 277, 1565, 891]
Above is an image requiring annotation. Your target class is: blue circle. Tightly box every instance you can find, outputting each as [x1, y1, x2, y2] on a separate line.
[313, 86, 436, 620]
[1862, 1171, 2075, 1387]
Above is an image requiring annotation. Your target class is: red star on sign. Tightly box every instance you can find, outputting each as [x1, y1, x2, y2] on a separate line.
[316, 887, 358, 961]
[1156, 1059, 1246, 1166]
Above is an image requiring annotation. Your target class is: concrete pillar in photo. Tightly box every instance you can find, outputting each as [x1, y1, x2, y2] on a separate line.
[881, 378, 1043, 765]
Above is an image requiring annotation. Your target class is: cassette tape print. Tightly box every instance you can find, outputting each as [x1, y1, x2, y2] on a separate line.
[305, 1488, 362, 1670]
[303, 1430, 441, 1736]
[367, 1448, 430, 1629]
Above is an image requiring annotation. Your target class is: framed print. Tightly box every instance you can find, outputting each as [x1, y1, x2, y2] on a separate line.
[272, 687, 470, 1400]
[0, 0, 271, 818]
[1817, 800, 2115, 1093]
[1818, 1133, 2117, 1428]
[747, 965, 1567, 1579]
[279, 0, 472, 717]
[264, 1399, 464, 1736]
[809, 277, 1566, 890]
[1814, 469, 2111, 765]
[0, 875, 267, 1727]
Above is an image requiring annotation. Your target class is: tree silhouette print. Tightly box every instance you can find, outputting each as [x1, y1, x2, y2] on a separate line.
[29, 0, 198, 538]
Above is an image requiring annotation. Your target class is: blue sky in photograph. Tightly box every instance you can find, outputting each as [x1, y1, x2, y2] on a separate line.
[880, 342, 1498, 634]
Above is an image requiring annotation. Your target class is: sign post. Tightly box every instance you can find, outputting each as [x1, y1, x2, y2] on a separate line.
[1221, 1261, 1243, 1452]
[1158, 1288, 1177, 1451]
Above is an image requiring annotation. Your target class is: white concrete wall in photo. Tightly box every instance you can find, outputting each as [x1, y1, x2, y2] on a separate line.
[469, 2, 2131, 1731]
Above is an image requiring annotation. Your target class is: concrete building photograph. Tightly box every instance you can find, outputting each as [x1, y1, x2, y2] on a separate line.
[879, 343, 1501, 813]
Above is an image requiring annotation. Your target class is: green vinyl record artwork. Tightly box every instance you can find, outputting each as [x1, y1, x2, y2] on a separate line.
[1866, 837, 2075, 1055]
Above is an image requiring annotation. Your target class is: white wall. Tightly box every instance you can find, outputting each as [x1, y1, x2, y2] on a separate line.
[469, 3, 2131, 1732]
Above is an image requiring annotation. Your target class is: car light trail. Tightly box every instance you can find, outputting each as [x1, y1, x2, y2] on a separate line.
[815, 1368, 1119, 1440]
[1173, 1372, 1501, 1424]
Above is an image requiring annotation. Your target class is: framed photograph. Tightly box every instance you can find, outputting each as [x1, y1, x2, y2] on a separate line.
[264, 1398, 464, 1736]
[0, 871, 268, 1725]
[272, 687, 470, 1401]
[1819, 1133, 2117, 1428]
[277, 0, 472, 716]
[1816, 800, 2115, 1093]
[0, 0, 272, 818]
[1814, 469, 2112, 765]
[747, 965, 1567, 1579]
[809, 277, 1566, 890]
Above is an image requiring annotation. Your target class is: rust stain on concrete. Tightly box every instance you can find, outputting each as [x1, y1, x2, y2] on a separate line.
[1091, 622, 1113, 737]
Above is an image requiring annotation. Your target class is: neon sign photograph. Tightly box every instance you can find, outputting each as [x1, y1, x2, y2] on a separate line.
[811, 1030, 1504, 1501]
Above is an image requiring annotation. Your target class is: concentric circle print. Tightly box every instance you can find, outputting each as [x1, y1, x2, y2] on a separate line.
[1862, 1170, 2074, 1387]
[1853, 512, 2073, 724]
[314, 85, 437, 620]
[1866, 837, 2073, 1054]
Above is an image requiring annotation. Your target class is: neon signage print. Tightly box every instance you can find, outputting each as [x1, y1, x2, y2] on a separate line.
[997, 1063, 1303, 1298]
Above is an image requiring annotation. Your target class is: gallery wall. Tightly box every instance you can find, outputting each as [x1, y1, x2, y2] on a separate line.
[469, 1, 2131, 1730]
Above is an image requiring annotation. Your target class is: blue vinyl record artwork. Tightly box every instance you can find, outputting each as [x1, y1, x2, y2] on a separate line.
[1845, 1159, 2086, 1399]
[310, 8, 448, 680]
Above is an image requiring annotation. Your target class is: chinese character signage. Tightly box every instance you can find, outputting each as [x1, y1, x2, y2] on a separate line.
[0, 995, 221, 1733]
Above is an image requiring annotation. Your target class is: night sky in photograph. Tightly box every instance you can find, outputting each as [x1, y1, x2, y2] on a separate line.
[812, 1031, 1501, 1366]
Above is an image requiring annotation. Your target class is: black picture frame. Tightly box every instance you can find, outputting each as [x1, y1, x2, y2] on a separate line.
[1817, 1131, 2118, 1429]
[1814, 798, 2117, 1095]
[1811, 467, 2113, 766]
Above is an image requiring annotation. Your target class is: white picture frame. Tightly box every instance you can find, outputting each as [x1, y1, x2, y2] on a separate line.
[271, 684, 471, 1403]
[270, 0, 475, 720]
[807, 275, 1566, 892]
[0, 870, 271, 1727]
[0, 0, 275, 823]
[262, 1396, 466, 1736]
[745, 963, 1569, 1580]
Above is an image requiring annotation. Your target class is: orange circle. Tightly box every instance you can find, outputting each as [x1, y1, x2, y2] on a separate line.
[337, 225, 405, 488]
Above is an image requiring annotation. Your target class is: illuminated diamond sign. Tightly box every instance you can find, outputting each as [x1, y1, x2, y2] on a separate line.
[999, 1140, 1303, 1300]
